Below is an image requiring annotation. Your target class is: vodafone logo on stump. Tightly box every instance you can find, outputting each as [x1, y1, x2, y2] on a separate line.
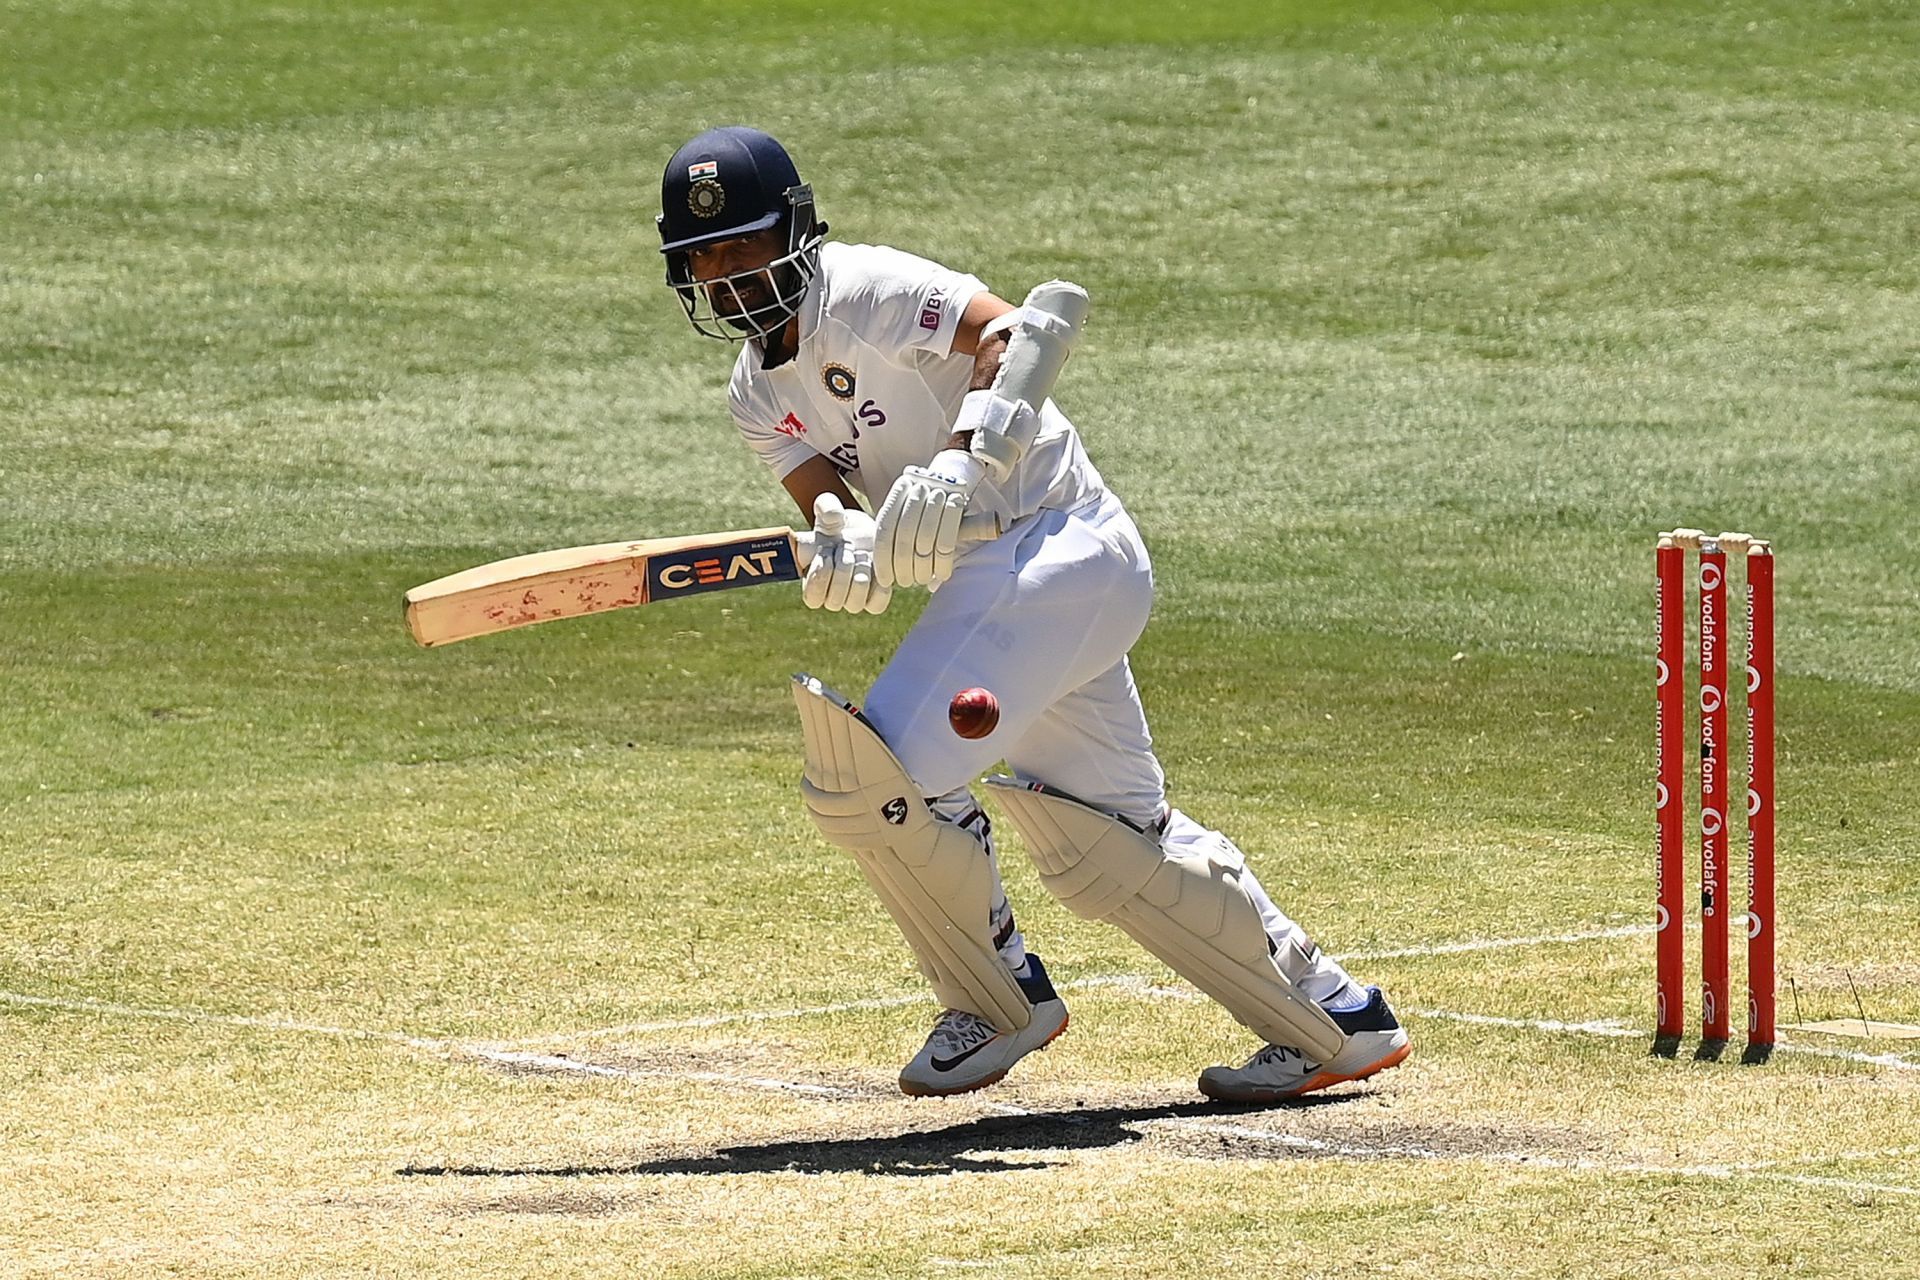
[1652, 527, 1777, 1054]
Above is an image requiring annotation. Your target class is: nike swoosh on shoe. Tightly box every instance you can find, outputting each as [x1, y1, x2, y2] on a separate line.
[929, 1037, 1000, 1072]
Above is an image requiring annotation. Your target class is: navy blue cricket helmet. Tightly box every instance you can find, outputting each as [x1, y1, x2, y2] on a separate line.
[658, 127, 826, 342]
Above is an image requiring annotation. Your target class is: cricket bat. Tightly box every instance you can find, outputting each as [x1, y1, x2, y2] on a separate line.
[406, 509, 1004, 648]
[404, 526, 818, 647]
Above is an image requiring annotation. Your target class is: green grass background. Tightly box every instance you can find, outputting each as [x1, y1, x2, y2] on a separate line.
[4, 1, 1918, 1275]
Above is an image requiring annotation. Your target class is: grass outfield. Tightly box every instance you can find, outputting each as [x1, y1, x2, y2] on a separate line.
[4, 0, 1919, 1275]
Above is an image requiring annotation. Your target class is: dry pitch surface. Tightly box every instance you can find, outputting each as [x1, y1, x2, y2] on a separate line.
[9, 925, 1920, 1277]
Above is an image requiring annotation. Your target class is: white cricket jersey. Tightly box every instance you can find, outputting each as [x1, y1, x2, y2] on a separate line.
[727, 242, 1105, 527]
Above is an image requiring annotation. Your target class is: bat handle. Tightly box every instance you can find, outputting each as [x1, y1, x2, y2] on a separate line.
[956, 510, 1002, 545]
[790, 511, 1001, 576]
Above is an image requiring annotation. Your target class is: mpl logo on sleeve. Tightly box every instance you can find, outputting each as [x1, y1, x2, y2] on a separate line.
[647, 535, 801, 598]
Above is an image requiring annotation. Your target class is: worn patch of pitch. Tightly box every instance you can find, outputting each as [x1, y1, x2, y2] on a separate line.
[443, 1051, 1599, 1182]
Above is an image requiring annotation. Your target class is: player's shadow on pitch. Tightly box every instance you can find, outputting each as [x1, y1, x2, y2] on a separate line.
[400, 1097, 1345, 1179]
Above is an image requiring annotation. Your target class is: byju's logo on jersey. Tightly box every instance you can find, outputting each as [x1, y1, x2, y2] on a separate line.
[919, 292, 944, 331]
[647, 535, 800, 599]
[821, 362, 856, 401]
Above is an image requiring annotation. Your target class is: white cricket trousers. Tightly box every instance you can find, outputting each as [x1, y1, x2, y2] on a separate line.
[860, 491, 1360, 1008]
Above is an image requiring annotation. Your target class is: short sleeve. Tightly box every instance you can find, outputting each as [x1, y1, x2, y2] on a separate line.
[828, 244, 987, 361]
[729, 368, 815, 481]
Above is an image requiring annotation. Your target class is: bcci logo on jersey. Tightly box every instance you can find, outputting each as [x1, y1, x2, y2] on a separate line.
[648, 535, 800, 599]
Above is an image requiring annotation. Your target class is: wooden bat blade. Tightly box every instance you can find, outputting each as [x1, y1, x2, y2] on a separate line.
[404, 526, 809, 647]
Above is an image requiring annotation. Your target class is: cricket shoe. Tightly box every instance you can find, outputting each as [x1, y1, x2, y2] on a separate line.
[1197, 986, 1411, 1105]
[898, 955, 1069, 1097]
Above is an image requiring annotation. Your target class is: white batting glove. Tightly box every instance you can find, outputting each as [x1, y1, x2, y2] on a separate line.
[873, 448, 985, 591]
[802, 493, 891, 615]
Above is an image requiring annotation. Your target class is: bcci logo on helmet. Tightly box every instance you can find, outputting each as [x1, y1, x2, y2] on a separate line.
[688, 178, 726, 219]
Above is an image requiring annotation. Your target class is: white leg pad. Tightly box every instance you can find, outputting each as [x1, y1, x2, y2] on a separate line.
[986, 778, 1347, 1061]
[793, 675, 1031, 1034]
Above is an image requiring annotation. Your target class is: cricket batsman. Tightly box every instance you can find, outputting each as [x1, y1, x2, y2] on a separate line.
[655, 126, 1410, 1103]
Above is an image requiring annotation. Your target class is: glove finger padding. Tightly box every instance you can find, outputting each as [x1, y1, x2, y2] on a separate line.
[806, 493, 849, 611]
[846, 533, 887, 614]
[823, 544, 856, 612]
[887, 486, 928, 588]
[803, 546, 837, 610]
[913, 486, 943, 562]
[843, 558, 876, 614]
[933, 494, 964, 570]
[871, 485, 908, 590]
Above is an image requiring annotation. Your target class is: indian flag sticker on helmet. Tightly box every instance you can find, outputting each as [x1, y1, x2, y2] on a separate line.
[687, 160, 719, 180]
[688, 178, 726, 218]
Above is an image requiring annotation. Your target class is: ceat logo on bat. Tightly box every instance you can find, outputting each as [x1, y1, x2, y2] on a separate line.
[648, 535, 800, 598]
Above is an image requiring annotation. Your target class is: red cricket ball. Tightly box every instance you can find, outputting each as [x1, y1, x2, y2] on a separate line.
[948, 686, 1000, 739]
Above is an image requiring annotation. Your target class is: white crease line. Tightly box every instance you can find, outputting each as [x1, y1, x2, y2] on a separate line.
[466, 1048, 869, 1100]
[0, 990, 448, 1049]
[497, 990, 939, 1046]
[0, 991, 871, 1102]
[1742, 1144, 1920, 1171]
[1338, 923, 1654, 962]
[1766, 1173, 1920, 1197]
[497, 976, 1174, 1047]
[501, 923, 1656, 1047]
[1767, 1042, 1920, 1072]
[1408, 1006, 1920, 1072]
[1407, 1008, 1640, 1038]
